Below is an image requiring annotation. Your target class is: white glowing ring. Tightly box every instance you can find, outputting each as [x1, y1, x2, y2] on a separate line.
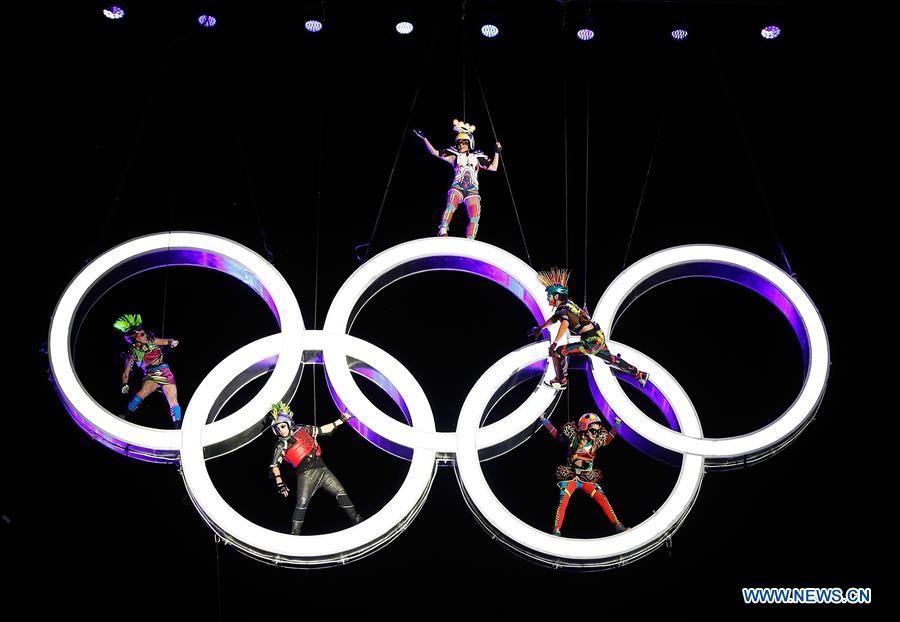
[321, 238, 564, 458]
[455, 342, 705, 568]
[592, 245, 830, 464]
[47, 232, 305, 462]
[179, 331, 437, 566]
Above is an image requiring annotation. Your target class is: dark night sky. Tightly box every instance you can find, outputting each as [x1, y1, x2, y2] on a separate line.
[7, 0, 882, 617]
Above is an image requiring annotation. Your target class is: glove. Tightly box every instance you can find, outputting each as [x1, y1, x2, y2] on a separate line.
[495, 142, 502, 153]
[121, 384, 129, 394]
[170, 339, 179, 348]
[549, 343, 559, 357]
[527, 326, 541, 340]
[275, 481, 290, 496]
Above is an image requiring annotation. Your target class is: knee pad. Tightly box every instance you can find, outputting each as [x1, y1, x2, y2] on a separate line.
[127, 395, 144, 412]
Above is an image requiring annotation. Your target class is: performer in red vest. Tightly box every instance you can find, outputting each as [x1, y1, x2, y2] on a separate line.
[268, 401, 361, 535]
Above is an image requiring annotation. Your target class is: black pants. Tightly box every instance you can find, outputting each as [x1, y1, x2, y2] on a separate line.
[291, 466, 360, 534]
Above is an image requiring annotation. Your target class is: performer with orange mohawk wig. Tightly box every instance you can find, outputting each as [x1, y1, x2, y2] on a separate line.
[413, 119, 501, 239]
[528, 268, 649, 390]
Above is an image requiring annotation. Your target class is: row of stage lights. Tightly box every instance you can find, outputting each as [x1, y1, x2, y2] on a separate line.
[101, 6, 782, 41]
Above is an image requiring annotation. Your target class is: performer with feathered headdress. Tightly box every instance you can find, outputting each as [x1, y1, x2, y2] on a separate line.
[267, 401, 361, 535]
[413, 119, 501, 239]
[528, 268, 649, 390]
[113, 313, 182, 427]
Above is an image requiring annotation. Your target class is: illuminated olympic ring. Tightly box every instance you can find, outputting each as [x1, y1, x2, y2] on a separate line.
[49, 234, 829, 569]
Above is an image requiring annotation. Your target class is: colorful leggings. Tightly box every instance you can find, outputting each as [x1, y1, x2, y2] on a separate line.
[440, 184, 481, 239]
[554, 479, 621, 532]
[552, 335, 642, 380]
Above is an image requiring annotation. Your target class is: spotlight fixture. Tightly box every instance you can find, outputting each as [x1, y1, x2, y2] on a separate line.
[102, 5, 125, 20]
[481, 23, 499, 38]
[305, 19, 323, 33]
[198, 14, 216, 28]
[576, 28, 594, 41]
[761, 25, 781, 39]
[671, 28, 688, 41]
[396, 21, 414, 35]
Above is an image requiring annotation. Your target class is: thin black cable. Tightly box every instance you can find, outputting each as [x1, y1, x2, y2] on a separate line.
[312, 59, 326, 427]
[357, 27, 437, 263]
[583, 71, 591, 308]
[471, 57, 533, 266]
[710, 43, 793, 274]
[461, 0, 467, 120]
[623, 114, 663, 269]
[214, 536, 223, 622]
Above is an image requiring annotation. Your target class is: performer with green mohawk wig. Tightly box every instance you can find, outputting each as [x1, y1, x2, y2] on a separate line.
[113, 314, 182, 427]
[527, 268, 649, 391]
[267, 401, 361, 535]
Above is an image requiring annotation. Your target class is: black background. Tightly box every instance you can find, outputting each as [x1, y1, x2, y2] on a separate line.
[8, 0, 881, 617]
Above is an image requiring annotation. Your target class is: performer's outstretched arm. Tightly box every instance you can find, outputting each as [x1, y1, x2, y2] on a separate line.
[152, 337, 178, 347]
[413, 129, 454, 164]
[317, 413, 351, 437]
[486, 142, 501, 171]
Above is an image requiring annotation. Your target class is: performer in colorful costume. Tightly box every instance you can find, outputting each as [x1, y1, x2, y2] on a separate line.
[268, 402, 362, 535]
[540, 412, 628, 535]
[413, 119, 501, 239]
[528, 268, 649, 391]
[114, 314, 182, 427]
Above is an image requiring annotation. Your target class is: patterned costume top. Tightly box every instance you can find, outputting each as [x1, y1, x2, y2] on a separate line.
[543, 419, 616, 483]
[551, 300, 604, 339]
[270, 424, 335, 473]
[126, 341, 167, 372]
[441, 147, 492, 190]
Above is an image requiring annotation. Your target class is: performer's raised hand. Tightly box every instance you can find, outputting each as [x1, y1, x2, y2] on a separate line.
[495, 141, 502, 153]
[413, 129, 426, 139]
[170, 339, 179, 348]
[121, 384, 130, 395]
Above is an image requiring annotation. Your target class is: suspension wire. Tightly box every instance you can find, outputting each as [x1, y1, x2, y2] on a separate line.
[235, 130, 274, 262]
[214, 535, 223, 622]
[356, 26, 438, 263]
[623, 113, 663, 269]
[470, 56, 533, 266]
[710, 43, 793, 274]
[312, 38, 328, 428]
[561, 6, 571, 423]
[583, 67, 591, 308]
[461, 0, 467, 120]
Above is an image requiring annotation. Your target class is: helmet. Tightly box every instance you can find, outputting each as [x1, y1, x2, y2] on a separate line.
[269, 401, 294, 434]
[545, 284, 569, 298]
[455, 132, 473, 148]
[578, 413, 603, 431]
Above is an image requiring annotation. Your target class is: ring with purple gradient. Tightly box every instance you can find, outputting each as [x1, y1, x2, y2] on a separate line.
[47, 232, 306, 462]
[590, 245, 830, 468]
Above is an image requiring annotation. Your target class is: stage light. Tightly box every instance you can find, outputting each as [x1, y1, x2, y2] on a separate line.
[305, 19, 323, 33]
[671, 28, 688, 41]
[481, 23, 499, 38]
[198, 15, 216, 28]
[396, 21, 414, 35]
[102, 6, 125, 20]
[576, 28, 594, 41]
[761, 25, 781, 39]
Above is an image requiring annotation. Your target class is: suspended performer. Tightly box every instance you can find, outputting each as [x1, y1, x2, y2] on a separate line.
[528, 268, 649, 391]
[268, 401, 362, 535]
[413, 119, 501, 239]
[114, 314, 182, 428]
[540, 412, 628, 536]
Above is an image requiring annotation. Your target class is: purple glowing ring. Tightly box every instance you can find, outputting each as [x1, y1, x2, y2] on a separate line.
[179, 331, 437, 567]
[590, 244, 830, 468]
[47, 232, 306, 463]
[321, 237, 560, 459]
[455, 339, 704, 569]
